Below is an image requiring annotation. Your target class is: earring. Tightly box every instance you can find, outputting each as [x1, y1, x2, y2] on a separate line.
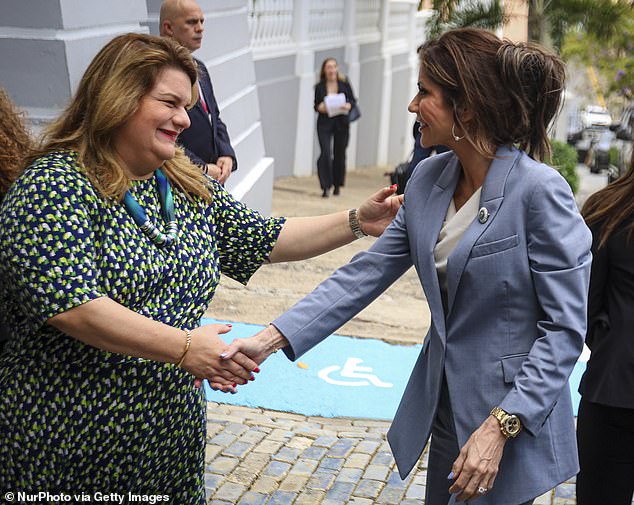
[452, 123, 465, 142]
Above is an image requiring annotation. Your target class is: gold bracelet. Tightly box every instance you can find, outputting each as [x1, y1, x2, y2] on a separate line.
[177, 329, 193, 367]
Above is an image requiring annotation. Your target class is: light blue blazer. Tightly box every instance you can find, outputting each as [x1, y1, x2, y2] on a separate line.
[273, 146, 592, 504]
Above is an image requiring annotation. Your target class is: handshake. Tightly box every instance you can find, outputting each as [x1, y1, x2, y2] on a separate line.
[179, 323, 289, 393]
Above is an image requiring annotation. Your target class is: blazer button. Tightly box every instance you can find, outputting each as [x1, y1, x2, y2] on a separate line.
[478, 207, 489, 224]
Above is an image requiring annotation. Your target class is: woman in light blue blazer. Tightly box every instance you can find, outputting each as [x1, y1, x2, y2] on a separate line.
[224, 29, 592, 505]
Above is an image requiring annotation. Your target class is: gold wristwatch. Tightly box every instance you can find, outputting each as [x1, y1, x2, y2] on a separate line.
[490, 407, 522, 438]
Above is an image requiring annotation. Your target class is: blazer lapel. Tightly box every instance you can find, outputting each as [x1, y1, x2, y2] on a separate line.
[445, 146, 521, 318]
[417, 155, 461, 342]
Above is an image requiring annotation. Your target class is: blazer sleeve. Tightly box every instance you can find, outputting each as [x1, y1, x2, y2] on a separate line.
[585, 220, 609, 349]
[498, 169, 592, 436]
[273, 203, 413, 360]
[314, 82, 325, 113]
[342, 80, 357, 108]
[205, 77, 237, 171]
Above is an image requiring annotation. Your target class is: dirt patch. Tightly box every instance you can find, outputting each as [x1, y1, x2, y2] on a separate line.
[206, 165, 430, 346]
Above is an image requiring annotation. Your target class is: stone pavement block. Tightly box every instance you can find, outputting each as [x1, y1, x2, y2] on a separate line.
[306, 470, 337, 490]
[274, 446, 302, 463]
[555, 483, 575, 499]
[242, 451, 271, 474]
[222, 440, 252, 458]
[250, 475, 279, 495]
[354, 478, 384, 499]
[302, 446, 329, 460]
[318, 456, 345, 472]
[325, 481, 356, 502]
[355, 440, 381, 454]
[400, 500, 425, 505]
[207, 500, 233, 505]
[224, 422, 249, 435]
[312, 435, 338, 447]
[335, 467, 363, 484]
[206, 456, 240, 475]
[238, 428, 269, 445]
[412, 473, 427, 486]
[553, 498, 576, 505]
[348, 498, 374, 505]
[254, 439, 285, 454]
[204, 473, 223, 492]
[290, 458, 320, 476]
[328, 440, 356, 458]
[344, 452, 371, 468]
[214, 481, 247, 502]
[405, 483, 426, 500]
[209, 432, 238, 447]
[286, 436, 315, 450]
[295, 489, 326, 505]
[263, 460, 292, 480]
[376, 485, 406, 504]
[386, 471, 409, 488]
[266, 490, 298, 505]
[206, 423, 223, 439]
[270, 411, 307, 421]
[237, 491, 269, 505]
[372, 451, 395, 466]
[269, 428, 295, 441]
[363, 464, 390, 481]
[338, 431, 368, 438]
[535, 491, 553, 504]
[278, 474, 310, 492]
[205, 444, 223, 462]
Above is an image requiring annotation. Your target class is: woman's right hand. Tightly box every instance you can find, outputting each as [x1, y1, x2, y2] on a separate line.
[181, 324, 258, 386]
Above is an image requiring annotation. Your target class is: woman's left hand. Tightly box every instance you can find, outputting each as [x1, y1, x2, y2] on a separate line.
[448, 416, 507, 501]
[357, 185, 403, 237]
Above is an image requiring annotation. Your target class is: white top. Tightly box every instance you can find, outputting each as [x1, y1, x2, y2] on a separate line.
[434, 188, 482, 312]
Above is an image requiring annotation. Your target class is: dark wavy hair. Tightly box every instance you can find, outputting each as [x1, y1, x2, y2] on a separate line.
[0, 87, 32, 198]
[418, 28, 565, 161]
[583, 152, 634, 248]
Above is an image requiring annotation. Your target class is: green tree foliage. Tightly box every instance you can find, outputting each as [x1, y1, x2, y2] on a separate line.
[425, 0, 508, 37]
[562, 7, 634, 100]
[549, 139, 579, 194]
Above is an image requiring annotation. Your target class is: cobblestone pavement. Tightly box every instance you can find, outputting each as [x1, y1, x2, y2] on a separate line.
[203, 163, 610, 504]
[204, 403, 580, 505]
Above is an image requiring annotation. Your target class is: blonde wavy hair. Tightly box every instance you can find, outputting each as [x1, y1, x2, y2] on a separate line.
[0, 87, 32, 197]
[28, 32, 210, 202]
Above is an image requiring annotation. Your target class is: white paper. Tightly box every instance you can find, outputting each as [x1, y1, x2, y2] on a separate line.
[324, 93, 347, 117]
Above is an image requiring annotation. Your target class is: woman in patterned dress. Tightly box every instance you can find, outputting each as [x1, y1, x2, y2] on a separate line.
[0, 87, 32, 354]
[0, 34, 401, 502]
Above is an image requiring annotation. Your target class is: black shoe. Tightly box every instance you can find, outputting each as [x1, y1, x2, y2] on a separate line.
[333, 187, 340, 196]
[322, 188, 329, 198]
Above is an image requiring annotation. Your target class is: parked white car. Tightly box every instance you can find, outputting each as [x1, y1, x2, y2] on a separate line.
[581, 105, 612, 129]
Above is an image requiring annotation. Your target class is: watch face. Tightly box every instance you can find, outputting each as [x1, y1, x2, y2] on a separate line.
[503, 415, 521, 436]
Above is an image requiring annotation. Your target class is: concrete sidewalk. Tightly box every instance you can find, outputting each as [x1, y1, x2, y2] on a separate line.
[203, 163, 606, 504]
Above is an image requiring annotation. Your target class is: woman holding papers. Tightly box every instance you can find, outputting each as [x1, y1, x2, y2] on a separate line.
[314, 57, 357, 198]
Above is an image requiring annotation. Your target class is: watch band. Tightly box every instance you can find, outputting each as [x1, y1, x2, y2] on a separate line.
[490, 406, 522, 438]
[348, 208, 367, 239]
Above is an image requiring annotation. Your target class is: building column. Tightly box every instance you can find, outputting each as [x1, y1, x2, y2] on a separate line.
[0, 0, 148, 129]
[344, 0, 359, 172]
[376, 0, 393, 166]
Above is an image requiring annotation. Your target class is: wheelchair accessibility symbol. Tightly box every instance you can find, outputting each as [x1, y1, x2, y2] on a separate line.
[318, 357, 393, 388]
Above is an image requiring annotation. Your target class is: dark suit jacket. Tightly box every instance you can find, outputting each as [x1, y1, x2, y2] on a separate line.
[179, 58, 237, 170]
[314, 79, 356, 127]
[579, 219, 634, 409]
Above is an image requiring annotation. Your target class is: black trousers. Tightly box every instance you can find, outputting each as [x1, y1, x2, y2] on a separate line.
[316, 117, 349, 191]
[576, 398, 634, 505]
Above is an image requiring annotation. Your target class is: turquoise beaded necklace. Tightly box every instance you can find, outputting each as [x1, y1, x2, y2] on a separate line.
[123, 168, 177, 247]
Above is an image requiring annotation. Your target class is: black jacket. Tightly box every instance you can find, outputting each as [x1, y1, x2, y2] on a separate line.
[579, 218, 634, 408]
[314, 79, 356, 126]
[179, 58, 237, 170]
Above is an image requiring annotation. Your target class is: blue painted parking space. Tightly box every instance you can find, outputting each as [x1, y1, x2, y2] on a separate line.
[202, 318, 586, 420]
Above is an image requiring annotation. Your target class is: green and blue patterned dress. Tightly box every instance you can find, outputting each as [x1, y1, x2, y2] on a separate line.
[0, 151, 285, 502]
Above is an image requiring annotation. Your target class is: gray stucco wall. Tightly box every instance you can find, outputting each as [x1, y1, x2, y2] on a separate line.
[356, 41, 384, 167]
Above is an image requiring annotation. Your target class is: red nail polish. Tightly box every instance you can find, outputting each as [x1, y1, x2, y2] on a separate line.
[253, 367, 260, 373]
[232, 383, 237, 388]
[391, 184, 397, 190]
[249, 376, 255, 381]
[227, 324, 232, 328]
